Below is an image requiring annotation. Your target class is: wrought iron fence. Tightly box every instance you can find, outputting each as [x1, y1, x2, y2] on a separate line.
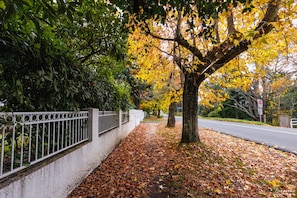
[0, 111, 88, 179]
[121, 111, 129, 125]
[98, 111, 119, 135]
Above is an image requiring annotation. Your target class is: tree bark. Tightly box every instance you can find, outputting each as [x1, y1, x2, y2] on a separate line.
[157, 109, 161, 118]
[167, 102, 176, 127]
[181, 72, 200, 143]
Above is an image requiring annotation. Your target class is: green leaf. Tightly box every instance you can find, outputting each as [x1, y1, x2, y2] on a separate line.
[0, 1, 6, 10]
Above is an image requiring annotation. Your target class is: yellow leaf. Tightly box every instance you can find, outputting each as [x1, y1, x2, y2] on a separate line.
[233, 39, 240, 46]
[268, 179, 281, 188]
[214, 189, 221, 194]
[0, 1, 6, 10]
[174, 164, 180, 169]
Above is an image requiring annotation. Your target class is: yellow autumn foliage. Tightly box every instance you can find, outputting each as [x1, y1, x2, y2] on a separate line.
[128, 26, 182, 112]
[128, 0, 297, 112]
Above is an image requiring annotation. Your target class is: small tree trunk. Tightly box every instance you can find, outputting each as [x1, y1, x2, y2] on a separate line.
[181, 72, 200, 143]
[157, 109, 161, 118]
[167, 102, 176, 127]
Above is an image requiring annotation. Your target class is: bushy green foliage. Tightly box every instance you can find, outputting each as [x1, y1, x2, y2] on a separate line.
[0, 0, 132, 111]
[280, 86, 297, 117]
[116, 67, 152, 109]
[115, 83, 131, 111]
[207, 109, 220, 118]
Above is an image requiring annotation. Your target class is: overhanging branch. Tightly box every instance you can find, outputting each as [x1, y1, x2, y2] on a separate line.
[198, 0, 280, 83]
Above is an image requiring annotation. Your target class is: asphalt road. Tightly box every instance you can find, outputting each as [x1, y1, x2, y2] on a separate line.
[172, 116, 297, 154]
[198, 118, 297, 154]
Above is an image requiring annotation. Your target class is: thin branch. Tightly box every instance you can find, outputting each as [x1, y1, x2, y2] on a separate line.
[175, 9, 182, 40]
[79, 48, 104, 63]
[151, 45, 174, 57]
[227, 9, 236, 35]
[175, 34, 206, 63]
[143, 21, 175, 42]
[150, 42, 184, 72]
[214, 18, 220, 43]
[175, 9, 204, 63]
[143, 11, 206, 64]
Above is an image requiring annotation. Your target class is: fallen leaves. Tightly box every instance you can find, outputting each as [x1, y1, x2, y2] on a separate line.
[68, 122, 297, 197]
[197, 126, 297, 197]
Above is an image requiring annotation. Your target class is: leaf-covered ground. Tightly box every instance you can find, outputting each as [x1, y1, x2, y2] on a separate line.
[68, 122, 297, 197]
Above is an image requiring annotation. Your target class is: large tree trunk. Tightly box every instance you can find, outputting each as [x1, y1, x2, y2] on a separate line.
[167, 102, 176, 127]
[181, 72, 200, 143]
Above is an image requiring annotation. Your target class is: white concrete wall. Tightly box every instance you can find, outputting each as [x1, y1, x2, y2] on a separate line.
[0, 109, 144, 198]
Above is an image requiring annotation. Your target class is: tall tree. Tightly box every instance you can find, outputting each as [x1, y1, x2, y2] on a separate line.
[111, 0, 287, 143]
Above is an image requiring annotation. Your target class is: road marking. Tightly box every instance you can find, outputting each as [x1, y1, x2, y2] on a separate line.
[199, 120, 297, 136]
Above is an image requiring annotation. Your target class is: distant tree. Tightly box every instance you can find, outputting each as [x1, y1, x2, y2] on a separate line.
[221, 89, 259, 120]
[200, 55, 297, 123]
[281, 86, 297, 117]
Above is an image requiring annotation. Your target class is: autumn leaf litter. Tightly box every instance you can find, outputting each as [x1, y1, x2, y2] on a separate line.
[68, 122, 297, 197]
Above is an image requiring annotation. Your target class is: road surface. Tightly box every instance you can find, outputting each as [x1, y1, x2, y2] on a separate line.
[172, 116, 297, 154]
[198, 118, 297, 154]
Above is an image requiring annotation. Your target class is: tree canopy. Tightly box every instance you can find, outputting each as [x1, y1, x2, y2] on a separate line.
[111, 0, 296, 143]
